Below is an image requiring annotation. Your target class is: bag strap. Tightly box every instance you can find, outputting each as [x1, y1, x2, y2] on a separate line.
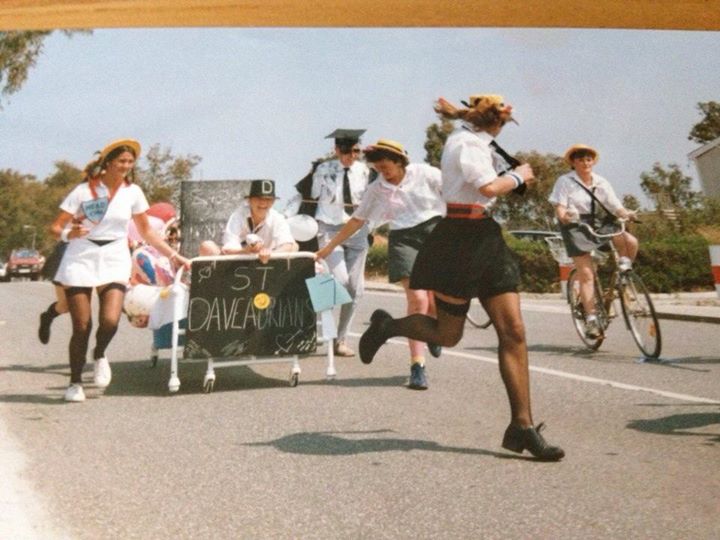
[571, 178, 615, 217]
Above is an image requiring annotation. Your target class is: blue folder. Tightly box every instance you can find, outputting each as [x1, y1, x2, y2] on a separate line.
[305, 273, 352, 312]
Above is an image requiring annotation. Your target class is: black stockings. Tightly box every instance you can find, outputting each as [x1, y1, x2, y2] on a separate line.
[387, 311, 466, 348]
[65, 285, 126, 383]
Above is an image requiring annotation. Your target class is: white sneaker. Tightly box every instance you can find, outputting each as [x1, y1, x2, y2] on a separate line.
[93, 357, 112, 388]
[64, 383, 86, 402]
[618, 256, 633, 272]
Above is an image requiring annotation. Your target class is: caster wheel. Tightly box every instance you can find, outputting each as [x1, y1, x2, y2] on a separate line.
[289, 373, 299, 387]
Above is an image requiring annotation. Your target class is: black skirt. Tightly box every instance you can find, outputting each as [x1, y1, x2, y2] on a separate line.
[409, 217, 520, 300]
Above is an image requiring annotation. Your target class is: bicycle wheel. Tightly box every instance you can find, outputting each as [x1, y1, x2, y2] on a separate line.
[619, 271, 662, 359]
[567, 268, 606, 350]
[466, 298, 492, 329]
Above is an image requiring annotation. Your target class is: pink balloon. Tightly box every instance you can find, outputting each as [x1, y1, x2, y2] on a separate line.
[147, 202, 176, 223]
[128, 215, 165, 243]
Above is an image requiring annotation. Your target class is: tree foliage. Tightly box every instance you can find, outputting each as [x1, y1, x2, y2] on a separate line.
[688, 101, 720, 144]
[137, 144, 202, 206]
[492, 151, 567, 230]
[0, 146, 200, 258]
[423, 118, 454, 167]
[0, 30, 91, 109]
[639, 162, 699, 211]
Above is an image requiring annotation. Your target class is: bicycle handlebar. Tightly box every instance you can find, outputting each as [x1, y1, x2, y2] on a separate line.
[576, 218, 628, 239]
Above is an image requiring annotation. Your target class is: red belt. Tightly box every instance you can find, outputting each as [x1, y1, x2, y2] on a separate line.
[446, 203, 490, 220]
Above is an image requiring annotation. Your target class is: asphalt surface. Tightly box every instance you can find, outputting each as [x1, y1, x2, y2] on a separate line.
[1, 280, 718, 539]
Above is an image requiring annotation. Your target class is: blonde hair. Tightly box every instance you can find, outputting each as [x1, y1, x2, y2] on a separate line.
[434, 96, 511, 130]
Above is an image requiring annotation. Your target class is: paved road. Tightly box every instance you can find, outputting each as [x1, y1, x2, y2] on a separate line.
[1, 281, 718, 539]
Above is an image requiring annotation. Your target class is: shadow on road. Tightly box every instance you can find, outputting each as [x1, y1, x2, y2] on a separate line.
[627, 411, 720, 444]
[242, 429, 531, 460]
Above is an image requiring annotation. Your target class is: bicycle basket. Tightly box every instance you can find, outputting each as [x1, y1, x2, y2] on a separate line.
[544, 236, 573, 266]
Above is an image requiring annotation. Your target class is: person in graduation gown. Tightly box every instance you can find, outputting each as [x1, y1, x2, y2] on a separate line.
[311, 128, 371, 358]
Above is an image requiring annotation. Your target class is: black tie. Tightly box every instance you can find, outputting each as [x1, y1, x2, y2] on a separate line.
[489, 140, 520, 169]
[342, 167, 355, 210]
[490, 140, 526, 195]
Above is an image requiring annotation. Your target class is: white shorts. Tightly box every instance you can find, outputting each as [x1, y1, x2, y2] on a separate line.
[54, 237, 131, 287]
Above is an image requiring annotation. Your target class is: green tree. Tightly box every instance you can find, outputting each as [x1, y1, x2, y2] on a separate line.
[0, 30, 91, 109]
[423, 118, 454, 167]
[688, 101, 720, 144]
[640, 162, 699, 210]
[492, 151, 568, 230]
[137, 144, 202, 205]
[0, 169, 46, 256]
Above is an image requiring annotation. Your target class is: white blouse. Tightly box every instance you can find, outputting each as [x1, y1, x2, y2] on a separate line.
[222, 204, 295, 250]
[440, 125, 512, 209]
[548, 171, 624, 215]
[353, 163, 445, 230]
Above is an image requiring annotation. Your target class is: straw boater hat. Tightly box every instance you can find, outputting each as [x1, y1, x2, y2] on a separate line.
[99, 139, 142, 163]
[564, 144, 599, 165]
[363, 139, 410, 166]
[461, 94, 517, 125]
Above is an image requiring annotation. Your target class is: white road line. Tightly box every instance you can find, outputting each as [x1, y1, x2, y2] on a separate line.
[349, 335, 720, 405]
[0, 414, 71, 540]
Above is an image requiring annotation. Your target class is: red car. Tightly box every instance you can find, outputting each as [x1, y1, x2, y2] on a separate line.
[7, 248, 45, 281]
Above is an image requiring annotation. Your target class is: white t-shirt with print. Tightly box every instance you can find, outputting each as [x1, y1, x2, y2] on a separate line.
[59, 181, 149, 240]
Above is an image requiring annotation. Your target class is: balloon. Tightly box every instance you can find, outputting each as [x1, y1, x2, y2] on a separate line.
[128, 215, 165, 244]
[123, 284, 161, 328]
[147, 202, 176, 223]
[286, 214, 319, 242]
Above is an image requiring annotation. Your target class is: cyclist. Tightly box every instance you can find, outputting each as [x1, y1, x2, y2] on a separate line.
[549, 144, 638, 339]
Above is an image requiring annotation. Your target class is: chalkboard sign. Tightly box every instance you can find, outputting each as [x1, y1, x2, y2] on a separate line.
[179, 179, 253, 257]
[184, 255, 317, 359]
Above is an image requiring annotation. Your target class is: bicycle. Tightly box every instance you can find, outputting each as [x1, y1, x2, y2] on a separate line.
[547, 220, 662, 359]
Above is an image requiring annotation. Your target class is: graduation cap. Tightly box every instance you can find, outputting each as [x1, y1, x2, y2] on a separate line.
[325, 128, 366, 146]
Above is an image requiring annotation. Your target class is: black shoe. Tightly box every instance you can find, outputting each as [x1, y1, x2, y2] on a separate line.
[427, 342, 442, 358]
[359, 309, 393, 364]
[38, 310, 54, 345]
[501, 422, 565, 461]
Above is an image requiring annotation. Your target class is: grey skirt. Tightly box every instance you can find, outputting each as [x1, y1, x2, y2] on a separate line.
[387, 216, 441, 283]
[559, 215, 618, 257]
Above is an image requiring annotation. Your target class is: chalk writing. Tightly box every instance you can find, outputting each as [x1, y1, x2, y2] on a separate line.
[184, 256, 316, 358]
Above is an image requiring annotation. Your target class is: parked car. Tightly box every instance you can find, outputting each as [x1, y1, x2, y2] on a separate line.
[508, 230, 560, 243]
[7, 248, 45, 281]
[0, 258, 8, 282]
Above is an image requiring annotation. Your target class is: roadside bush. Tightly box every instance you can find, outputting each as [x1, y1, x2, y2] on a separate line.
[365, 242, 389, 278]
[635, 234, 713, 292]
[505, 236, 559, 293]
[362, 232, 714, 293]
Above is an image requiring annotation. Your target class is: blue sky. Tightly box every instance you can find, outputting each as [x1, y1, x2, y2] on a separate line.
[1, 27, 719, 206]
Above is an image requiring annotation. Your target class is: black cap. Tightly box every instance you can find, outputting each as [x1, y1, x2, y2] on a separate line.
[247, 179, 276, 198]
[325, 128, 366, 146]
